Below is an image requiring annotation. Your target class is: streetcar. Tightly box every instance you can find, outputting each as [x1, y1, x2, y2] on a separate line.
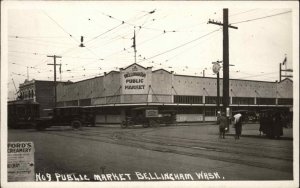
[7, 100, 40, 129]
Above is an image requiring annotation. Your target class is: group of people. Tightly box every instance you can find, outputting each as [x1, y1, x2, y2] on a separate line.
[259, 110, 289, 139]
[217, 109, 291, 139]
[217, 112, 243, 139]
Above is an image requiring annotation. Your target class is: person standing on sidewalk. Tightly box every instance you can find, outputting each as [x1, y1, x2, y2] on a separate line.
[233, 113, 243, 139]
[217, 112, 227, 139]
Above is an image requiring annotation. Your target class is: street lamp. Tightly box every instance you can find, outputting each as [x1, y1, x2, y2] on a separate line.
[212, 61, 222, 111]
[212, 61, 235, 112]
[79, 36, 85, 47]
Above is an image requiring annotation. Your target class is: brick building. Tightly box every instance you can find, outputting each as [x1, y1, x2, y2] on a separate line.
[19, 79, 70, 117]
[56, 63, 293, 123]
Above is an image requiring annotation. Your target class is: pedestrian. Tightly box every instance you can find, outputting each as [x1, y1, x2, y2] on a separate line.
[217, 112, 227, 139]
[273, 111, 283, 139]
[259, 113, 265, 136]
[266, 112, 274, 138]
[233, 113, 243, 139]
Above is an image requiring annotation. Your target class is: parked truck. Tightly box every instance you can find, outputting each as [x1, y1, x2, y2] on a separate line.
[121, 107, 177, 128]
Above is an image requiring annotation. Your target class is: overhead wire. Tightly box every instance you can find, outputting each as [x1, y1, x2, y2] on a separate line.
[42, 11, 80, 44]
[231, 10, 292, 24]
[100, 10, 181, 34]
[11, 25, 220, 81]
[85, 10, 158, 47]
[229, 9, 258, 18]
[9, 9, 289, 83]
[235, 71, 278, 80]
[85, 23, 124, 44]
[8, 36, 74, 46]
[136, 28, 221, 64]
[163, 28, 221, 63]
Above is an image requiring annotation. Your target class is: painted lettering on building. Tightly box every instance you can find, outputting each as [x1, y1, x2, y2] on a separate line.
[124, 72, 146, 91]
[124, 72, 146, 78]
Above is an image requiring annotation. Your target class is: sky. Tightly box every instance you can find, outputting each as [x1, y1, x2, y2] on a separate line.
[2, 1, 298, 101]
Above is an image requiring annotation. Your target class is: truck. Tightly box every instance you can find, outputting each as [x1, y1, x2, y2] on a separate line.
[35, 106, 95, 130]
[121, 107, 177, 128]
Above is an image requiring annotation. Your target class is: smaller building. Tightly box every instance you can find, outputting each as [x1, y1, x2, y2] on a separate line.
[18, 79, 70, 117]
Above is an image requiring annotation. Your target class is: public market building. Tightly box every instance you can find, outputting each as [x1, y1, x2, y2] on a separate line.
[53, 63, 293, 123]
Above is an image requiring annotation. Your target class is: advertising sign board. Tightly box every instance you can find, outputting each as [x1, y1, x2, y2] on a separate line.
[7, 142, 35, 181]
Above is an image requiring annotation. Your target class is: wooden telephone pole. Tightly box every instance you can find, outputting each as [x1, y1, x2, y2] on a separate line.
[47, 55, 62, 108]
[208, 9, 238, 112]
[132, 29, 137, 63]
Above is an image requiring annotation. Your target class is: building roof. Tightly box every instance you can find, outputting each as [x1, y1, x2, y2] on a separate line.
[29, 63, 292, 85]
[173, 73, 286, 84]
[120, 63, 152, 70]
[19, 79, 72, 87]
[152, 68, 173, 74]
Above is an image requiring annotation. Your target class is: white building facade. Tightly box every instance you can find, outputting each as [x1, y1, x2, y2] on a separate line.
[56, 63, 293, 123]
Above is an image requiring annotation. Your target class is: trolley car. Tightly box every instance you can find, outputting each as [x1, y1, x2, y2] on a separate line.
[7, 100, 40, 129]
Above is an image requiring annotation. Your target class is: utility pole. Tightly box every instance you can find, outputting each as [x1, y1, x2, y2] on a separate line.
[279, 55, 292, 81]
[59, 64, 62, 81]
[217, 72, 220, 109]
[208, 9, 238, 112]
[27, 66, 29, 80]
[47, 55, 62, 108]
[132, 29, 137, 63]
[279, 63, 282, 82]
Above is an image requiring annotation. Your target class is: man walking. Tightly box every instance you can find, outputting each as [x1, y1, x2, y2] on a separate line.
[233, 113, 243, 139]
[217, 112, 227, 139]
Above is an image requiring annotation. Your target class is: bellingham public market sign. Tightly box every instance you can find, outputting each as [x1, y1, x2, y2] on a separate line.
[124, 66, 147, 90]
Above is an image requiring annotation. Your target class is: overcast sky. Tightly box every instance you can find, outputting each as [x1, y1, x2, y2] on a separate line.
[2, 1, 298, 100]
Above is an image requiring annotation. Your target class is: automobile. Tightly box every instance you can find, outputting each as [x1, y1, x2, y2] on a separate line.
[121, 107, 177, 128]
[35, 106, 95, 130]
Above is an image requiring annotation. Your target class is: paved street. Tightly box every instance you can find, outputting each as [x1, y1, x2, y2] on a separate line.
[8, 123, 293, 181]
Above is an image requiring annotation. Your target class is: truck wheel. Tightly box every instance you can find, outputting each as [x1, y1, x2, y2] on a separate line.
[148, 119, 158, 127]
[36, 123, 46, 131]
[121, 121, 127, 128]
[71, 120, 82, 129]
[143, 123, 150, 128]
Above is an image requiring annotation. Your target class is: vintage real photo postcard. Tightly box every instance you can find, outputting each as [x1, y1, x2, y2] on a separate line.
[1, 1, 299, 188]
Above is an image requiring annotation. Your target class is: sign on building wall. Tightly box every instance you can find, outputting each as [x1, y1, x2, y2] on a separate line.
[121, 65, 149, 94]
[7, 142, 35, 181]
[145, 109, 159, 117]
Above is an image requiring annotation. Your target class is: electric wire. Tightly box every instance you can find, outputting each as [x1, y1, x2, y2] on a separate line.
[42, 11, 80, 44]
[231, 10, 292, 24]
[136, 28, 221, 64]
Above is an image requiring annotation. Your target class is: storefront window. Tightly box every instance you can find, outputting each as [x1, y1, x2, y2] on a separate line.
[174, 95, 203, 104]
[256, 98, 276, 105]
[278, 98, 293, 105]
[232, 97, 255, 105]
